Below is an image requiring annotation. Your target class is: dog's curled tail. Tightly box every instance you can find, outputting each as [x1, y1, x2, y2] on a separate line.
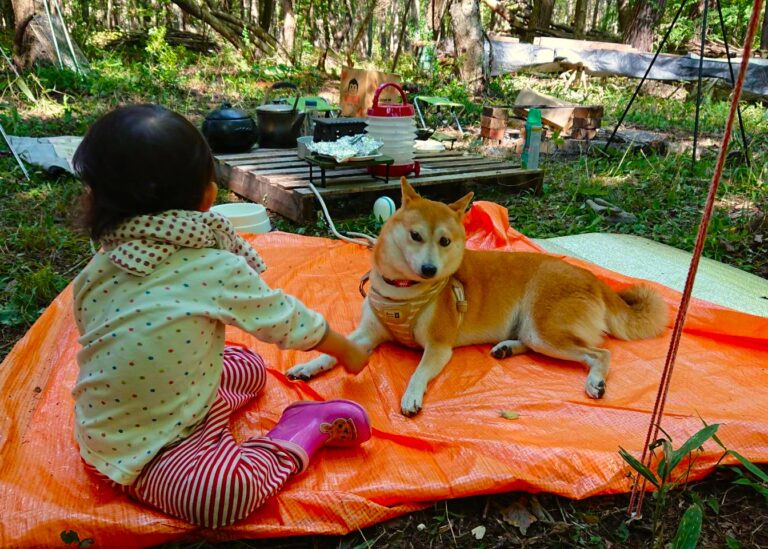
[604, 284, 668, 340]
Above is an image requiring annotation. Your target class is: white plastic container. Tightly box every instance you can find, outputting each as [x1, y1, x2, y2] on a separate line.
[211, 202, 272, 234]
[364, 83, 419, 177]
[365, 117, 417, 164]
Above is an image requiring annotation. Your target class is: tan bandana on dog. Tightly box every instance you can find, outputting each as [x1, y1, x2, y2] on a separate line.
[100, 210, 266, 276]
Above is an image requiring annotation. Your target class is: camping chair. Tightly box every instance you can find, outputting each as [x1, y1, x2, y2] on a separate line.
[296, 96, 340, 117]
[413, 96, 465, 149]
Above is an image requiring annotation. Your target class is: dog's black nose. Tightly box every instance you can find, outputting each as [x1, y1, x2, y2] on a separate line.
[421, 264, 437, 277]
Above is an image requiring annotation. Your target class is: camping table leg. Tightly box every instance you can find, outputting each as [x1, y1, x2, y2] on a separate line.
[307, 162, 327, 187]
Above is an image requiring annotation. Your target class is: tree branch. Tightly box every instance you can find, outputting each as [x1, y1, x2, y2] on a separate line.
[346, 0, 377, 66]
[171, 0, 280, 57]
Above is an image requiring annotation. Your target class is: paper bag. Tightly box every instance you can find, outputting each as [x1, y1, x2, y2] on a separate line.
[340, 67, 402, 117]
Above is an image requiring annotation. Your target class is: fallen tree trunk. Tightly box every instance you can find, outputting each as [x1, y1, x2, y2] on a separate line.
[489, 37, 768, 99]
[170, 0, 287, 60]
[104, 29, 220, 53]
[480, 0, 529, 25]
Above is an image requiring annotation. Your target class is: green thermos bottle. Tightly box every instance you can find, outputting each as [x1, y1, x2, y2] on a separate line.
[522, 108, 542, 170]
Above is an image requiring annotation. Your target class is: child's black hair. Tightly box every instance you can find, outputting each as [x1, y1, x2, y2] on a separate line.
[73, 104, 214, 241]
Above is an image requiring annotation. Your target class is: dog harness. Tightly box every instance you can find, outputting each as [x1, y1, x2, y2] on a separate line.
[359, 273, 468, 348]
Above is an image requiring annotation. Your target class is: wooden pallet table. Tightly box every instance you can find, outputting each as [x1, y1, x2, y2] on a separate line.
[214, 147, 543, 224]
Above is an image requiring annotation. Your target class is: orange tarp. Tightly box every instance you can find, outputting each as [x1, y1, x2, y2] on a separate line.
[1, 202, 767, 548]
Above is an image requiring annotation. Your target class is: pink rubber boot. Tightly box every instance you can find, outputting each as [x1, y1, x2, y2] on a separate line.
[266, 400, 372, 472]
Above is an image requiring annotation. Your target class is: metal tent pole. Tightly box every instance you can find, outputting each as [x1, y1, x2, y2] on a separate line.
[691, 0, 711, 167]
[42, 0, 64, 69]
[0, 123, 31, 180]
[715, 0, 751, 166]
[604, 0, 689, 152]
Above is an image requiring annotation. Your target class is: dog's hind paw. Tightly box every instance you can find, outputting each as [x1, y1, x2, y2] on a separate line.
[585, 377, 606, 399]
[490, 340, 528, 359]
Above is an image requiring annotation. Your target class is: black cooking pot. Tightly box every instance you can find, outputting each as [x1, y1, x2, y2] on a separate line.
[256, 82, 305, 149]
[202, 102, 259, 153]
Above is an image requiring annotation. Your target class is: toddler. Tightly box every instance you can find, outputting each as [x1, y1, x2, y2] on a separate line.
[71, 104, 371, 528]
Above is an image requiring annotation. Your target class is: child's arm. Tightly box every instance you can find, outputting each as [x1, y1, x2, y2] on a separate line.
[310, 326, 368, 373]
[214, 254, 366, 370]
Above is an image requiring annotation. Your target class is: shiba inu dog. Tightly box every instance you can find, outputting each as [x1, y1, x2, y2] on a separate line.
[287, 178, 668, 416]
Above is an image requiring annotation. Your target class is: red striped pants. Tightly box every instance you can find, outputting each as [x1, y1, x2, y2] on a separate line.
[124, 346, 299, 528]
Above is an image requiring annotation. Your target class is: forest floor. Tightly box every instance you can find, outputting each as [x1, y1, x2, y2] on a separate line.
[1, 36, 767, 548]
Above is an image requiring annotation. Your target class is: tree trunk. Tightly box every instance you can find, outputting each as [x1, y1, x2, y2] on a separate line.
[573, 0, 587, 37]
[449, 0, 486, 94]
[623, 0, 665, 51]
[12, 0, 87, 70]
[318, 0, 330, 69]
[392, 0, 414, 72]
[366, 13, 373, 57]
[480, 0, 515, 25]
[426, 0, 451, 40]
[259, 0, 274, 31]
[525, 0, 554, 42]
[616, 0, 633, 37]
[281, 0, 296, 57]
[590, 0, 601, 31]
[2, 0, 14, 30]
[761, 0, 768, 50]
[345, 0, 376, 64]
[11, 0, 36, 50]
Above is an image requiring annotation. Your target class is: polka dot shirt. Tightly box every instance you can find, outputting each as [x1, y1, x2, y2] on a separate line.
[72, 234, 327, 485]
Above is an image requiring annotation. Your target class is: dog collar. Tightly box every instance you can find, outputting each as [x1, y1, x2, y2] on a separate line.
[382, 276, 421, 288]
[359, 272, 421, 297]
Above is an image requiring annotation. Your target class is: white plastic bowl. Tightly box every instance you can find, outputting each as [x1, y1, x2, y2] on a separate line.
[210, 202, 272, 233]
[236, 219, 272, 234]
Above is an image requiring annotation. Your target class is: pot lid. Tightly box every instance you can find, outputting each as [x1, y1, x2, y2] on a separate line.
[206, 102, 252, 121]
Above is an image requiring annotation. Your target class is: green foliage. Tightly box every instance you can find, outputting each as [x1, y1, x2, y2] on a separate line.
[707, 423, 768, 501]
[671, 504, 703, 549]
[619, 420, 768, 549]
[662, 0, 760, 51]
[620, 423, 720, 548]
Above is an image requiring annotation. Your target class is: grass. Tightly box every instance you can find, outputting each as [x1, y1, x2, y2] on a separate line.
[2, 36, 767, 547]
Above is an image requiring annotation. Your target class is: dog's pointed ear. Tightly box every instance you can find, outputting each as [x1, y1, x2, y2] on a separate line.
[449, 192, 474, 217]
[400, 177, 420, 205]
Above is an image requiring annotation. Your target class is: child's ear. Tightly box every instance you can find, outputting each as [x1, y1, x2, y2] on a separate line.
[198, 181, 218, 212]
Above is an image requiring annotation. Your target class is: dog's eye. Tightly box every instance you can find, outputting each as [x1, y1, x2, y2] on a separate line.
[439, 237, 451, 247]
[410, 231, 422, 242]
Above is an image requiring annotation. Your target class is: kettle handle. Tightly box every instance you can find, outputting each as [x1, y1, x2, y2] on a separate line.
[262, 81, 301, 112]
[371, 83, 407, 109]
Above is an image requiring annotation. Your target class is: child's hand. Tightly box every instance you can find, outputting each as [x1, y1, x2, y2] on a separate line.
[338, 339, 369, 374]
[314, 327, 370, 374]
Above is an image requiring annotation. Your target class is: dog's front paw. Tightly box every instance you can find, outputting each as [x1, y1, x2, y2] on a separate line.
[585, 375, 606, 399]
[286, 355, 337, 381]
[400, 387, 424, 417]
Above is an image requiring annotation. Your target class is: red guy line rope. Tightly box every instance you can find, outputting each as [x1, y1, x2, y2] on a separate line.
[627, 0, 765, 518]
